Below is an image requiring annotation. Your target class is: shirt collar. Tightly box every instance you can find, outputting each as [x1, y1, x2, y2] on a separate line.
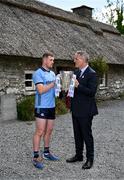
[41, 67, 50, 72]
[80, 65, 89, 74]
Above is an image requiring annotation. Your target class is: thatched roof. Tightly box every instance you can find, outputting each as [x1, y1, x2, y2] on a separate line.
[0, 0, 124, 65]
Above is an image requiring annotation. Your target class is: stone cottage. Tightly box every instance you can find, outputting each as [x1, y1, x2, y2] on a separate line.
[0, 0, 124, 100]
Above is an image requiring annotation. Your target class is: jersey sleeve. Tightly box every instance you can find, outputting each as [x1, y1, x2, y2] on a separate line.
[33, 71, 44, 85]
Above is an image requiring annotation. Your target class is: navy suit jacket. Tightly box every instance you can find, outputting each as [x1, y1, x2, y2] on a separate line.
[71, 66, 98, 117]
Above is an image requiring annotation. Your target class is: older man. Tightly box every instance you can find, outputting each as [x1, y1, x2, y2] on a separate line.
[66, 51, 98, 169]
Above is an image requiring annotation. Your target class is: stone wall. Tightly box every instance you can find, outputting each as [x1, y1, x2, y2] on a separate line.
[0, 94, 17, 121]
[0, 55, 124, 100]
[97, 64, 124, 100]
[0, 55, 41, 99]
[0, 55, 74, 100]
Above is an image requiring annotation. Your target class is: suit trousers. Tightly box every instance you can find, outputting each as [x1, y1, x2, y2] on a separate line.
[72, 114, 94, 160]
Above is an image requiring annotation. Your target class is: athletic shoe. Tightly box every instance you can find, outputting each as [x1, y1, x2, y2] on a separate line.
[43, 152, 60, 161]
[32, 157, 44, 169]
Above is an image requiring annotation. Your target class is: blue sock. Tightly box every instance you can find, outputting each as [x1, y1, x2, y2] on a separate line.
[44, 147, 49, 153]
[33, 151, 39, 158]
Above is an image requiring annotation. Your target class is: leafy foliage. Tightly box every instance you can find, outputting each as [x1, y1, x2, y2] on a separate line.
[94, 0, 124, 34]
[115, 3, 124, 34]
[55, 98, 68, 115]
[90, 56, 109, 77]
[17, 96, 68, 121]
[17, 95, 35, 121]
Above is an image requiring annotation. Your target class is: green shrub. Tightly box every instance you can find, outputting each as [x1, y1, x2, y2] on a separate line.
[90, 56, 109, 77]
[17, 95, 35, 121]
[55, 98, 68, 115]
[17, 96, 68, 121]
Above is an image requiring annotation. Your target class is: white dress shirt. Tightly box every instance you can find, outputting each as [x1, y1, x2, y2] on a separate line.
[80, 65, 89, 77]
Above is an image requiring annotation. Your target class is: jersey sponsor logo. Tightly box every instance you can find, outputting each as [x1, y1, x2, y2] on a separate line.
[40, 113, 45, 116]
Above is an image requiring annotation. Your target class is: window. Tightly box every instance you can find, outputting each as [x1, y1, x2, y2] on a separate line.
[99, 73, 107, 88]
[25, 71, 35, 91]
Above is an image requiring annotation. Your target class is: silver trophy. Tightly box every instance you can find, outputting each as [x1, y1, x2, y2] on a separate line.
[60, 71, 74, 92]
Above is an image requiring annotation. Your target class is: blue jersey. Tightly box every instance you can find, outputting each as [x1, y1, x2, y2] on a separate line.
[33, 67, 56, 108]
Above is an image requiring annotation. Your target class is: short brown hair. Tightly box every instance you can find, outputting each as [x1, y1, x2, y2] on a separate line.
[42, 52, 54, 60]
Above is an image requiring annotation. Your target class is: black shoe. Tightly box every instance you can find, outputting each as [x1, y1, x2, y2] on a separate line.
[66, 155, 83, 163]
[82, 159, 93, 169]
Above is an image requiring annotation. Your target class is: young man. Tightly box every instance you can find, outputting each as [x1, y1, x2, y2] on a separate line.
[32, 52, 59, 169]
[66, 51, 98, 169]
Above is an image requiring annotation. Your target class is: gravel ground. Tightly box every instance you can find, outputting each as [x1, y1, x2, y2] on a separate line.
[0, 99, 124, 180]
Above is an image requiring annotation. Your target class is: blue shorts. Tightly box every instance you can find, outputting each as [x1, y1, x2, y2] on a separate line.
[34, 108, 55, 120]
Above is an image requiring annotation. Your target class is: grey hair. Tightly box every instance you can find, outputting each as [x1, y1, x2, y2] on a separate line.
[76, 50, 89, 62]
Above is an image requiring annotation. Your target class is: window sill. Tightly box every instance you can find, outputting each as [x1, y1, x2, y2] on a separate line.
[99, 86, 108, 90]
[24, 91, 35, 96]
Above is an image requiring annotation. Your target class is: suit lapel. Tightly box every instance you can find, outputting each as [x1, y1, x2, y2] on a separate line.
[75, 69, 81, 79]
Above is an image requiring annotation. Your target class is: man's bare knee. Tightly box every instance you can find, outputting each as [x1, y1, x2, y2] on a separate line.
[46, 127, 53, 135]
[35, 129, 45, 137]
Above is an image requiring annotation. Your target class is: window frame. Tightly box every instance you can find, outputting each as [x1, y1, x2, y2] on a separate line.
[99, 73, 108, 88]
[24, 70, 35, 91]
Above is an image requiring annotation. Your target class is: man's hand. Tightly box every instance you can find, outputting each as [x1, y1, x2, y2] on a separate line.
[75, 79, 79, 88]
[49, 82, 55, 88]
[36, 81, 55, 94]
